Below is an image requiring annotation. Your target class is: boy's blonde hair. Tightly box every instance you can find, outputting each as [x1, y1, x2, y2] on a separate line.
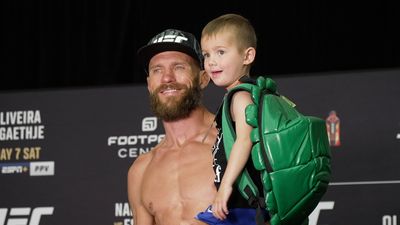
[202, 14, 257, 51]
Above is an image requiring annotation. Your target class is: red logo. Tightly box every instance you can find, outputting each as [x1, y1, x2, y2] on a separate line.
[326, 111, 341, 147]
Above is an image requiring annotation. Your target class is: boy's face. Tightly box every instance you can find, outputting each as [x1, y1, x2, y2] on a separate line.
[201, 30, 251, 89]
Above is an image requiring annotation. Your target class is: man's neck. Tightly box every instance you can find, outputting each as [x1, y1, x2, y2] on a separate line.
[161, 106, 213, 147]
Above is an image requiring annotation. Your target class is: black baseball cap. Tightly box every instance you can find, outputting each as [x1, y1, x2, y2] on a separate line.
[137, 29, 203, 71]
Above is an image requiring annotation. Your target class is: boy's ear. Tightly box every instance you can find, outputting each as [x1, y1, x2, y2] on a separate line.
[243, 47, 256, 65]
[199, 70, 210, 89]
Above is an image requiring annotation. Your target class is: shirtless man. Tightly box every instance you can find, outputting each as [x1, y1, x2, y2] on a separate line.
[127, 29, 217, 225]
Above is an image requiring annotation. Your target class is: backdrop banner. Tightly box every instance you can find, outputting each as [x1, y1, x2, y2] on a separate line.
[1, 69, 399, 225]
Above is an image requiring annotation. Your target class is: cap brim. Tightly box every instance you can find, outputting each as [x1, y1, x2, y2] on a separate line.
[137, 42, 200, 69]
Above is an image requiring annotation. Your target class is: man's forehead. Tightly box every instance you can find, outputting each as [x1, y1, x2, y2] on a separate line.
[149, 51, 194, 66]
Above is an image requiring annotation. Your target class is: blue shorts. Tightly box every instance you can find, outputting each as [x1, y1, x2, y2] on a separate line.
[195, 206, 265, 225]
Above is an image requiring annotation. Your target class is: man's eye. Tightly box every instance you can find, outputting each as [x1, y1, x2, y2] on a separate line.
[150, 68, 161, 74]
[175, 65, 186, 70]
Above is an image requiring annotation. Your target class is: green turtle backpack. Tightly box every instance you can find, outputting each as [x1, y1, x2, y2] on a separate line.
[221, 76, 331, 225]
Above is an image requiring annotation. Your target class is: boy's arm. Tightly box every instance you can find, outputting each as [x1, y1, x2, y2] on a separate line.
[127, 154, 155, 225]
[212, 91, 254, 219]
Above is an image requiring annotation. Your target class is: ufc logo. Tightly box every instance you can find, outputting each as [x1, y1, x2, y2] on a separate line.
[309, 202, 335, 225]
[0, 207, 54, 225]
[152, 34, 188, 44]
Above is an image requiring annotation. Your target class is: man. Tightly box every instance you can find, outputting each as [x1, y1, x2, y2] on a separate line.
[127, 29, 218, 225]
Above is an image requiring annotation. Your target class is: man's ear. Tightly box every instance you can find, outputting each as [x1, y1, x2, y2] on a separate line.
[147, 76, 151, 92]
[199, 70, 210, 89]
[243, 47, 256, 65]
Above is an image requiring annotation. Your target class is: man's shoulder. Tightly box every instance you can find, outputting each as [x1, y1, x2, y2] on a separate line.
[128, 151, 154, 175]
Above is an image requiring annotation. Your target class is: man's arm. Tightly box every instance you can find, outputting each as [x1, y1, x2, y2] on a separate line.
[127, 154, 154, 225]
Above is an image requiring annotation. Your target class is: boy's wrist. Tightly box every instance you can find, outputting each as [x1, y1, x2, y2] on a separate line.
[219, 181, 233, 189]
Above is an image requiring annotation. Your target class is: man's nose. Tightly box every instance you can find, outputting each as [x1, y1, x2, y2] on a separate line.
[161, 69, 176, 83]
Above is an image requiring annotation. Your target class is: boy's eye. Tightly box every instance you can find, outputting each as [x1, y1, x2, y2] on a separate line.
[217, 50, 225, 56]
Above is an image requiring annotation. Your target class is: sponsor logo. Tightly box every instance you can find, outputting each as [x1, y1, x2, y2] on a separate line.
[0, 207, 54, 225]
[1, 162, 29, 174]
[152, 34, 188, 44]
[142, 117, 157, 132]
[326, 110, 341, 147]
[107, 117, 164, 159]
[30, 161, 55, 176]
[107, 135, 162, 146]
[0, 161, 55, 176]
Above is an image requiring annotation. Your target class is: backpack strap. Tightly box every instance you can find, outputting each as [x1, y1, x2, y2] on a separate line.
[221, 82, 261, 202]
[222, 76, 282, 225]
[221, 80, 267, 225]
[236, 76, 278, 174]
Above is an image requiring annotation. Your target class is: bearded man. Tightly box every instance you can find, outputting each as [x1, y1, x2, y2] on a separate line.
[127, 29, 218, 225]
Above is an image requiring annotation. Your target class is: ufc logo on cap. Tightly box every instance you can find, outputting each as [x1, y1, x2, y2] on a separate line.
[152, 34, 188, 44]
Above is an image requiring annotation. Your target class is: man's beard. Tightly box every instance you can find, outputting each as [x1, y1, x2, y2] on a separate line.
[149, 79, 202, 122]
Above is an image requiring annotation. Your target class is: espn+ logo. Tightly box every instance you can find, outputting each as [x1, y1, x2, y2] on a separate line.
[0, 207, 53, 225]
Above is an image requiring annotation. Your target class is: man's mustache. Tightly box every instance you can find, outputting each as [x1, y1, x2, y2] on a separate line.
[155, 83, 187, 93]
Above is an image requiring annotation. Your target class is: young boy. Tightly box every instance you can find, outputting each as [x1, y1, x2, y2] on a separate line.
[196, 14, 269, 225]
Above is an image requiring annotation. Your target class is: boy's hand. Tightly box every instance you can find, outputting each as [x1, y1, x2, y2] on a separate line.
[212, 185, 232, 220]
